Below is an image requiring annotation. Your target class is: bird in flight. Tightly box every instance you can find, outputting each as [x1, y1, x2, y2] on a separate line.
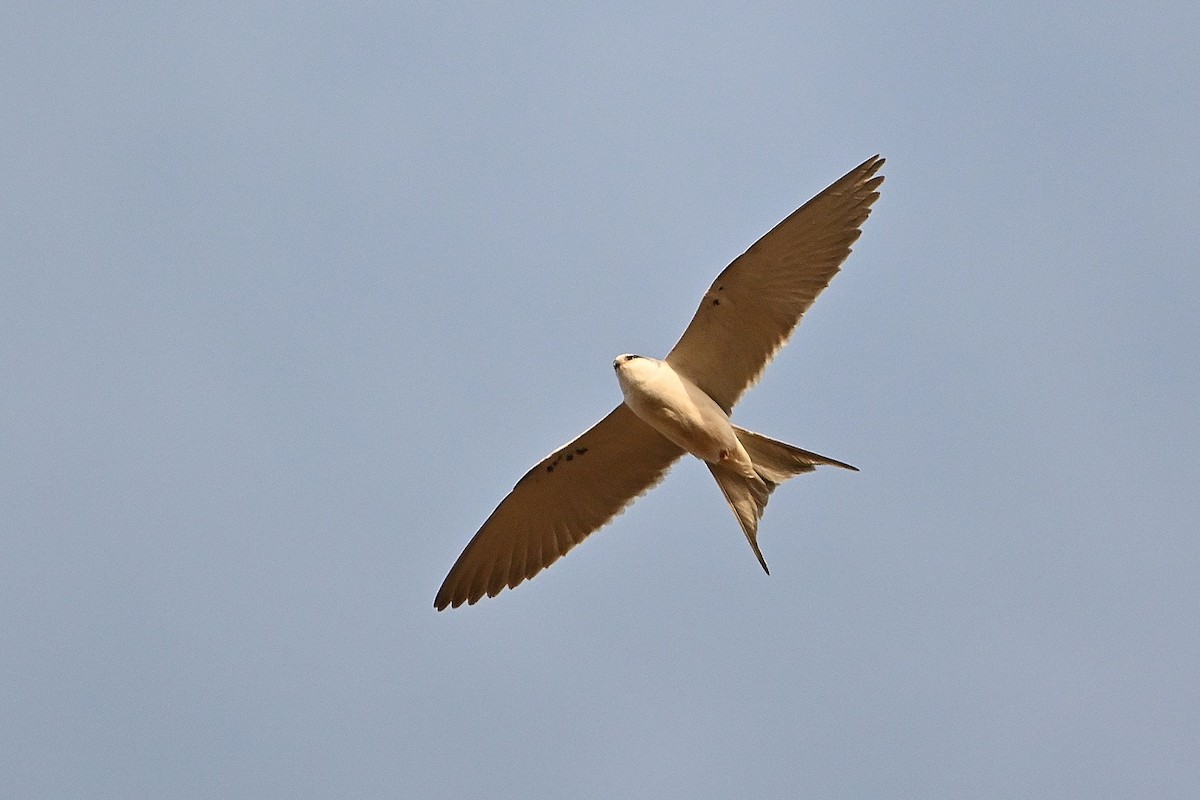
[435, 156, 884, 610]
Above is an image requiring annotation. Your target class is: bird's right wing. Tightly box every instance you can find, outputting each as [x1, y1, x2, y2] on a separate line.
[435, 403, 685, 610]
[665, 156, 884, 412]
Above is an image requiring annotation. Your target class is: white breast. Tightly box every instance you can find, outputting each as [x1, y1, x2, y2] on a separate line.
[614, 356, 741, 464]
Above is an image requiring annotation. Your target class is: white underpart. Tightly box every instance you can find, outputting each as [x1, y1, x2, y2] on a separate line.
[614, 355, 757, 480]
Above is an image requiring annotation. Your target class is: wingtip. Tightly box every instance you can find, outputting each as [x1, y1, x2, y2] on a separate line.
[433, 586, 463, 611]
[853, 154, 885, 182]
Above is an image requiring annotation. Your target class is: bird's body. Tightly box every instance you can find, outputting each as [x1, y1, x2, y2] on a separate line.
[613, 354, 746, 471]
[612, 352, 854, 574]
[435, 155, 885, 610]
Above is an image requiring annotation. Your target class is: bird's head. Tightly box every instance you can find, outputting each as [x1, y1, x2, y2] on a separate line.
[612, 353, 643, 370]
[612, 353, 660, 391]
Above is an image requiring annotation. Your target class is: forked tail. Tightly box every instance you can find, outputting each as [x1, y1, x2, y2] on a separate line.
[708, 427, 857, 574]
[733, 425, 857, 482]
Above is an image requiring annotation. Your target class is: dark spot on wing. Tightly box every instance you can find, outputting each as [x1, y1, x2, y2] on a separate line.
[712, 298, 720, 305]
[545, 446, 590, 473]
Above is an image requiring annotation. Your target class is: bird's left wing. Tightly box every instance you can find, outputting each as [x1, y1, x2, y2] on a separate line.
[435, 403, 684, 609]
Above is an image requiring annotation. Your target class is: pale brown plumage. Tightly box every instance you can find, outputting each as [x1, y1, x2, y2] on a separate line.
[435, 156, 884, 610]
[665, 155, 885, 412]
[435, 405, 683, 610]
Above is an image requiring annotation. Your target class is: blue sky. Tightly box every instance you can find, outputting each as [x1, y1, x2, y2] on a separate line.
[3, 3, 1198, 797]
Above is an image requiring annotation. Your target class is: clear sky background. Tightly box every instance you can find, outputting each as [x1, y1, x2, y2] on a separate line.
[3, 3, 1198, 798]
